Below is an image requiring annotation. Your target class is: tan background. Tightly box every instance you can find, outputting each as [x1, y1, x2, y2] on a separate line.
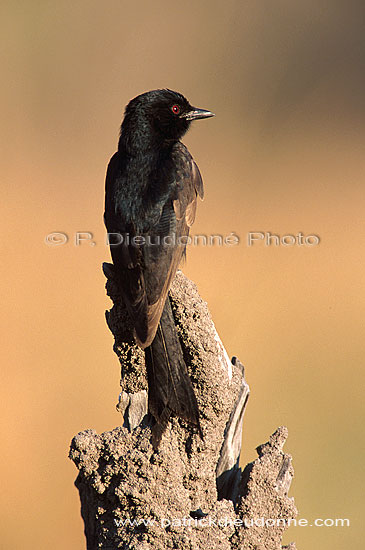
[1, 1, 364, 548]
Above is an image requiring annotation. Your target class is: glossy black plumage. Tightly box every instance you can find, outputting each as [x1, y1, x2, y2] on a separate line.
[104, 89, 214, 446]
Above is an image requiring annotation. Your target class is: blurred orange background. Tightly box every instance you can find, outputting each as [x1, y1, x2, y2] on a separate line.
[1, 1, 364, 548]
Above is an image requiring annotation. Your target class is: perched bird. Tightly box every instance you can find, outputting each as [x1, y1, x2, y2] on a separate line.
[104, 89, 214, 447]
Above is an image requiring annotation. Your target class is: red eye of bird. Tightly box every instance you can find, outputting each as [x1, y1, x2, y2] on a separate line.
[171, 104, 180, 115]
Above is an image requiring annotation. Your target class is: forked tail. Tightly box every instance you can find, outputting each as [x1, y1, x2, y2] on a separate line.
[145, 296, 202, 448]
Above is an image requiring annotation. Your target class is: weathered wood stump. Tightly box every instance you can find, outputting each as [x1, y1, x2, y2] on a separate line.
[69, 270, 297, 549]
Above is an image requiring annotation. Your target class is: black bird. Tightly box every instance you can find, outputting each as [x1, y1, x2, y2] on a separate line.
[104, 89, 214, 447]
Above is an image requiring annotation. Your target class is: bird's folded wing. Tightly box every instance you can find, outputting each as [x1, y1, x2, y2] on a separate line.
[104, 145, 204, 349]
[140, 146, 204, 348]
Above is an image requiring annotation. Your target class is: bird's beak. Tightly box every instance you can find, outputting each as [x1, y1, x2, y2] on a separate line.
[181, 108, 215, 121]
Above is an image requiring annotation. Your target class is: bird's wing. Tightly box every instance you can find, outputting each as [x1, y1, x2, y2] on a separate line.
[140, 143, 204, 348]
[104, 145, 204, 349]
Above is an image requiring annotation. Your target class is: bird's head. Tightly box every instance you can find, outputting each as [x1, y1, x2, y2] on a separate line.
[119, 89, 214, 152]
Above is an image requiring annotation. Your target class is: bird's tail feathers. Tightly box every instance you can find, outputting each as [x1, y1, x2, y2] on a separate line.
[145, 297, 202, 448]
